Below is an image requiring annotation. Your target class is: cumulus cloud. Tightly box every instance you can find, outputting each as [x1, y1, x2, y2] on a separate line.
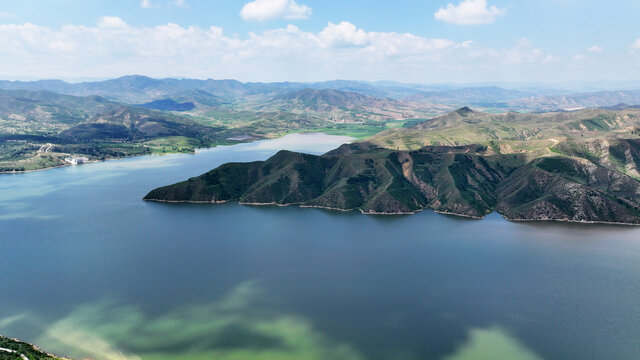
[240, 0, 311, 21]
[318, 22, 368, 47]
[632, 39, 640, 50]
[0, 20, 561, 82]
[97, 16, 128, 28]
[0, 11, 16, 19]
[587, 45, 603, 53]
[140, 0, 152, 8]
[435, 0, 506, 25]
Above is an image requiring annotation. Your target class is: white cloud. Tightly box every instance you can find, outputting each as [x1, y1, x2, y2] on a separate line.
[240, 0, 311, 21]
[632, 39, 640, 50]
[435, 0, 506, 25]
[318, 22, 368, 47]
[0, 21, 566, 83]
[587, 45, 603, 53]
[97, 16, 128, 29]
[140, 0, 152, 8]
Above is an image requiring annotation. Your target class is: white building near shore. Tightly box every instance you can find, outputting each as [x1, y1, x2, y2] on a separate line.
[64, 156, 89, 165]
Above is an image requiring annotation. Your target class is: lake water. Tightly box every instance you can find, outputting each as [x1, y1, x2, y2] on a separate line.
[1, 133, 640, 360]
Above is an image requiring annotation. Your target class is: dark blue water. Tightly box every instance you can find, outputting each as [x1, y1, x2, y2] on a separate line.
[1, 134, 640, 360]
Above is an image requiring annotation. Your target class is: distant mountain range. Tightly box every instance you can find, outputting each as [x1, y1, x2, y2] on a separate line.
[0, 76, 422, 103]
[506, 90, 640, 111]
[2, 75, 640, 113]
[251, 88, 426, 121]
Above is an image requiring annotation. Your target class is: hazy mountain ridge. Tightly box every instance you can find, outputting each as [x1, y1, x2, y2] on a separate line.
[253, 88, 429, 122]
[3, 75, 639, 113]
[506, 90, 640, 111]
[0, 76, 405, 103]
[405, 86, 535, 105]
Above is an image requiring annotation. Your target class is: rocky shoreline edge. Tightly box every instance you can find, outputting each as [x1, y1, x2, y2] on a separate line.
[0, 334, 68, 360]
[142, 198, 640, 226]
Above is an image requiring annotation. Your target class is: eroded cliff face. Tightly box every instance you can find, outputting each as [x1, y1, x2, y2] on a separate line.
[144, 140, 640, 225]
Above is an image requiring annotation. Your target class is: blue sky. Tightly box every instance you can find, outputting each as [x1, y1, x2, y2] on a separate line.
[1, 0, 639, 83]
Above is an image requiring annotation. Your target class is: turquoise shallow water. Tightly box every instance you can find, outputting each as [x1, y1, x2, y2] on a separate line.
[1, 133, 640, 360]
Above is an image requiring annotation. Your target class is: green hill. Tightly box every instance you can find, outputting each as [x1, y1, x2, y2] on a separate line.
[145, 107, 640, 224]
[144, 139, 640, 224]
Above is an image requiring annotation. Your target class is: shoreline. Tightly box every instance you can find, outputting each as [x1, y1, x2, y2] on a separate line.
[0, 159, 106, 175]
[0, 163, 71, 174]
[503, 215, 640, 226]
[0, 152, 187, 175]
[143, 198, 230, 204]
[434, 209, 485, 220]
[0, 335, 68, 360]
[143, 198, 640, 226]
[0, 131, 356, 175]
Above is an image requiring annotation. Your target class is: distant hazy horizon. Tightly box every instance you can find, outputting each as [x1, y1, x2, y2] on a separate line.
[3, 74, 640, 93]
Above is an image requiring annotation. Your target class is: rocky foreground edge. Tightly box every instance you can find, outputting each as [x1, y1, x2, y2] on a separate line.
[0, 335, 65, 360]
